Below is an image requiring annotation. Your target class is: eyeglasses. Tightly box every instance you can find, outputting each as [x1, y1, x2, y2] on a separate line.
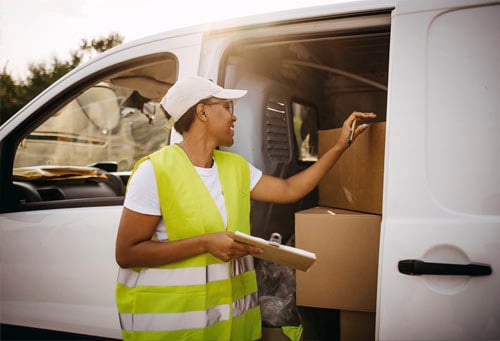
[202, 100, 234, 115]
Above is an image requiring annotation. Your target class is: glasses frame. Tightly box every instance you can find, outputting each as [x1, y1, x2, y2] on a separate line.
[202, 99, 234, 115]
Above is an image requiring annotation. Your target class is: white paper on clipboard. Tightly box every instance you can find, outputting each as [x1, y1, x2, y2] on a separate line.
[233, 231, 316, 272]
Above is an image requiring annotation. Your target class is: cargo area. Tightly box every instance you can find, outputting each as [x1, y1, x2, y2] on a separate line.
[221, 16, 390, 340]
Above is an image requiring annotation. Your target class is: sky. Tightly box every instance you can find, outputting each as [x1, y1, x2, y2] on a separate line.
[0, 0, 344, 80]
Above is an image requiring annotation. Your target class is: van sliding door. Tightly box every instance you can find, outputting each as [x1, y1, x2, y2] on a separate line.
[378, 1, 500, 339]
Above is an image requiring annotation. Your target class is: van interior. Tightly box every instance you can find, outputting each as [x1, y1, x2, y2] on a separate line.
[221, 29, 389, 240]
[218, 24, 390, 339]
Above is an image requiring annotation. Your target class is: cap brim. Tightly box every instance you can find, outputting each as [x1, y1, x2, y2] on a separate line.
[213, 88, 247, 100]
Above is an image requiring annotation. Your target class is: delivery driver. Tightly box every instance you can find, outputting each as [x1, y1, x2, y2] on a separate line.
[115, 76, 375, 340]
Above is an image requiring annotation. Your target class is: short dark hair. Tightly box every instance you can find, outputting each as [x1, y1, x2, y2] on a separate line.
[173, 98, 216, 133]
[160, 103, 197, 134]
[174, 104, 197, 134]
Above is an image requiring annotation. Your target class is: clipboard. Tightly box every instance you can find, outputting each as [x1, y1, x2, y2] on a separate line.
[233, 231, 316, 272]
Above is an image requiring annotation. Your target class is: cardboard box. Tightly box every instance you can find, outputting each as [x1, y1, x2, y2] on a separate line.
[318, 122, 385, 214]
[295, 207, 381, 312]
[261, 327, 291, 341]
[340, 310, 375, 341]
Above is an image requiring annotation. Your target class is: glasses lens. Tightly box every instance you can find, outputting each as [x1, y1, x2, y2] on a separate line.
[205, 100, 233, 114]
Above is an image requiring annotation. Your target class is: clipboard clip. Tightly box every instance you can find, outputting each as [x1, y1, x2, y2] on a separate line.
[269, 233, 282, 247]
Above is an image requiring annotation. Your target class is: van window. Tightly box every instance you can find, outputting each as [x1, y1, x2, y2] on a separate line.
[14, 58, 175, 172]
[426, 5, 500, 215]
[292, 101, 318, 162]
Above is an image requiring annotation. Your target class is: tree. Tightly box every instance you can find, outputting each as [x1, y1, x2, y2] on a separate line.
[0, 68, 26, 122]
[80, 33, 124, 54]
[0, 33, 124, 124]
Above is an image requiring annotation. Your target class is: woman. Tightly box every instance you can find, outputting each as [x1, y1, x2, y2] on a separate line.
[115, 76, 375, 340]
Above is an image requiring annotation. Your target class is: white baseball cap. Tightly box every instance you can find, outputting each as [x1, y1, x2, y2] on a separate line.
[160, 76, 247, 128]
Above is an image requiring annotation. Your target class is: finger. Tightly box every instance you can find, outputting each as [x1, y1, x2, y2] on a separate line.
[239, 248, 262, 258]
[235, 242, 262, 255]
[249, 247, 264, 254]
[346, 112, 361, 127]
[348, 111, 362, 125]
[355, 124, 369, 136]
[352, 112, 375, 120]
[350, 113, 376, 130]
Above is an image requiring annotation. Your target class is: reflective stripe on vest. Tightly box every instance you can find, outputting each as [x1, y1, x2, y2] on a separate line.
[119, 292, 259, 332]
[118, 255, 254, 288]
[118, 262, 231, 287]
[120, 303, 230, 332]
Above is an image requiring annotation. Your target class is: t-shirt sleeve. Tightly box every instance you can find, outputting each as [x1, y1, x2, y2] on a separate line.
[124, 160, 162, 216]
[248, 162, 263, 191]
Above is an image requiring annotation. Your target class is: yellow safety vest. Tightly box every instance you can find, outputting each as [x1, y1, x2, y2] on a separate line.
[116, 144, 261, 340]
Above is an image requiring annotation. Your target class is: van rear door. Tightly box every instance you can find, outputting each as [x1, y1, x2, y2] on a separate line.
[378, 1, 500, 339]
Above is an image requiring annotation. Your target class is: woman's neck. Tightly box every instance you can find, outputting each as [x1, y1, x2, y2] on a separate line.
[178, 140, 214, 168]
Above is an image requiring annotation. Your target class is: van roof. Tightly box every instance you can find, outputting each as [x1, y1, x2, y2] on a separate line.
[110, 0, 395, 55]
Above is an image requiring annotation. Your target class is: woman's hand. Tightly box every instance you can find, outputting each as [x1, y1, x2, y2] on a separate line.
[204, 231, 263, 262]
[335, 111, 376, 150]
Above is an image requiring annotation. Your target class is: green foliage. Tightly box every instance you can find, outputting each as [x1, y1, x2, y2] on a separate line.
[0, 33, 124, 124]
[80, 33, 124, 54]
[0, 68, 26, 122]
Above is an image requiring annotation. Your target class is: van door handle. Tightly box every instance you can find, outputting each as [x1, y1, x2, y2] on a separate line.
[398, 259, 492, 276]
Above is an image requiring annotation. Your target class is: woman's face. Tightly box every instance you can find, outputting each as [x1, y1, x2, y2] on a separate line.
[203, 99, 236, 146]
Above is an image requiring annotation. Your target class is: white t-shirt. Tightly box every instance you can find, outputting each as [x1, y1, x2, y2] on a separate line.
[124, 159, 263, 241]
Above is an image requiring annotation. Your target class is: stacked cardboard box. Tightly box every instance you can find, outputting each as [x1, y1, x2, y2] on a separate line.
[318, 122, 385, 214]
[295, 122, 386, 340]
[260, 327, 290, 341]
[341, 310, 376, 341]
[295, 207, 381, 311]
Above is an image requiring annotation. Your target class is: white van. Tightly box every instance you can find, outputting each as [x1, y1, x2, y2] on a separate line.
[0, 0, 498, 339]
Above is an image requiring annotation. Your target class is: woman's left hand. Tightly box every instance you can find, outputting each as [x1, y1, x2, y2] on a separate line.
[205, 232, 263, 262]
[335, 111, 376, 150]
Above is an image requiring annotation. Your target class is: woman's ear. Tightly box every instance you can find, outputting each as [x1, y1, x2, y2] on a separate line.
[195, 103, 208, 121]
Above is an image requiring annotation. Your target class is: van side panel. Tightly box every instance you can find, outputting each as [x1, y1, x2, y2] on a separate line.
[378, 2, 500, 340]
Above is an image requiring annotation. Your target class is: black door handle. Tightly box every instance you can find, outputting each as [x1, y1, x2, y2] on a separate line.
[398, 259, 492, 276]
